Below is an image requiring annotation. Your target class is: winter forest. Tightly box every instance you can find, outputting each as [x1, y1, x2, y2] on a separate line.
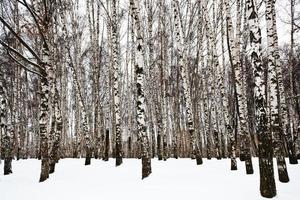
[0, 0, 300, 199]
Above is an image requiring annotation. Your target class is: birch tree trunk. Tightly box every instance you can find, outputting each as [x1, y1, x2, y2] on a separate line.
[172, 0, 196, 159]
[34, 0, 58, 183]
[130, 0, 151, 179]
[224, 0, 238, 170]
[112, 0, 123, 167]
[0, 71, 13, 175]
[246, 0, 276, 197]
[265, 0, 289, 183]
[236, 0, 253, 174]
[155, 0, 164, 161]
[39, 45, 52, 182]
[69, 57, 92, 165]
[49, 88, 62, 174]
[287, 0, 299, 164]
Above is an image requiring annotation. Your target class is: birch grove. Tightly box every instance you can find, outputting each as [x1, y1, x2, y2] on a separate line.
[0, 0, 299, 198]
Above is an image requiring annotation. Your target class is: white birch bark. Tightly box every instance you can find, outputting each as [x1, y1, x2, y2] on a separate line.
[246, 0, 276, 197]
[130, 0, 151, 179]
[112, 0, 122, 166]
[68, 52, 92, 165]
[225, 0, 250, 160]
[172, 0, 196, 158]
[265, 0, 289, 182]
[0, 72, 13, 175]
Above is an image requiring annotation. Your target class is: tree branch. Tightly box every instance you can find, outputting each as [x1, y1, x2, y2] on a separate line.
[7, 52, 44, 77]
[0, 16, 42, 63]
[0, 39, 45, 73]
[22, 0, 49, 50]
[97, 0, 112, 24]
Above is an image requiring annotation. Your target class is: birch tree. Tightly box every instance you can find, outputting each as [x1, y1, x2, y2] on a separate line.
[0, 66, 12, 175]
[172, 0, 196, 159]
[130, 0, 151, 179]
[246, 0, 276, 197]
[112, 0, 123, 166]
[224, 0, 238, 170]
[265, 0, 289, 183]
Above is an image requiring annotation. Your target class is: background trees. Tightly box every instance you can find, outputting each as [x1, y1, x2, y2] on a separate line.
[0, 0, 299, 198]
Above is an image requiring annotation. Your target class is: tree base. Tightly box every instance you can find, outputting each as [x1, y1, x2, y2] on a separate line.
[142, 157, 152, 179]
[4, 158, 12, 175]
[196, 157, 203, 165]
[278, 172, 289, 183]
[231, 158, 237, 170]
[240, 153, 246, 162]
[49, 163, 55, 174]
[103, 157, 109, 162]
[85, 148, 92, 165]
[289, 155, 298, 164]
[116, 157, 123, 166]
[245, 158, 254, 174]
[85, 157, 91, 165]
[39, 158, 49, 182]
[259, 157, 276, 198]
[277, 157, 289, 183]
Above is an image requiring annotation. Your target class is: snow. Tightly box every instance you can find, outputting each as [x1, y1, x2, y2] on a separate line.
[0, 158, 299, 200]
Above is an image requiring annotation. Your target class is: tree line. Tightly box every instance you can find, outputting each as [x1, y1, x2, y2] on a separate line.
[0, 0, 300, 198]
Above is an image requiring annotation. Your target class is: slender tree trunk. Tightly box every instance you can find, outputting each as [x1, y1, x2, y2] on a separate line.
[68, 53, 92, 166]
[104, 129, 110, 161]
[287, 0, 298, 164]
[39, 58, 51, 182]
[172, 0, 196, 159]
[246, 0, 276, 197]
[265, 0, 289, 183]
[112, 0, 123, 167]
[1, 72, 13, 175]
[130, 0, 152, 179]
[224, 0, 237, 169]
[49, 88, 62, 174]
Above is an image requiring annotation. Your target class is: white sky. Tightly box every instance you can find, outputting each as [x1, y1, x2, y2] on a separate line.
[275, 0, 299, 46]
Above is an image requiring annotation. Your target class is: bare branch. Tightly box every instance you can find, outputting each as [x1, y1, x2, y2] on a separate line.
[22, 0, 49, 50]
[0, 16, 42, 63]
[7, 52, 44, 77]
[0, 39, 45, 73]
[97, 0, 112, 23]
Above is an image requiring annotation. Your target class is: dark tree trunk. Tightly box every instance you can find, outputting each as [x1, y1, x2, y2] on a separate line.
[103, 129, 109, 161]
[85, 148, 92, 165]
[157, 134, 162, 160]
[4, 157, 13, 175]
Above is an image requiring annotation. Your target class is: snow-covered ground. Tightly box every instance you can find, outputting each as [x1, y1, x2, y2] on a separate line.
[0, 158, 299, 200]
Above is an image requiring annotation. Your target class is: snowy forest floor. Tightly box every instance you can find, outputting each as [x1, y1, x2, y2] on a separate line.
[0, 158, 299, 200]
